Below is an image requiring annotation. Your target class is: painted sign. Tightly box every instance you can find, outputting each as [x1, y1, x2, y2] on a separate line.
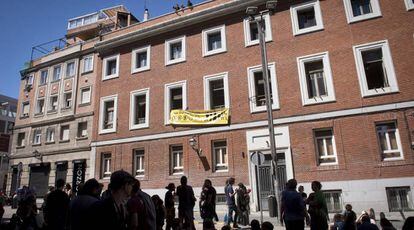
[72, 161, 86, 194]
[169, 109, 229, 125]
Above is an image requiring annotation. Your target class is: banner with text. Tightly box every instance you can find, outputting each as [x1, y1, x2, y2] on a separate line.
[170, 109, 229, 125]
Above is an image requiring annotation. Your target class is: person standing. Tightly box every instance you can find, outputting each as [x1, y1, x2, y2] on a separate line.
[165, 183, 176, 230]
[224, 177, 238, 228]
[44, 179, 70, 230]
[200, 179, 218, 226]
[379, 212, 396, 230]
[306, 181, 329, 230]
[152, 195, 166, 230]
[298, 185, 307, 200]
[91, 170, 135, 230]
[343, 204, 357, 230]
[176, 176, 196, 230]
[128, 179, 156, 230]
[357, 215, 379, 230]
[281, 179, 305, 230]
[236, 183, 250, 226]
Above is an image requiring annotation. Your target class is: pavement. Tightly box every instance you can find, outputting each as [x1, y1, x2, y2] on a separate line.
[1, 205, 405, 229]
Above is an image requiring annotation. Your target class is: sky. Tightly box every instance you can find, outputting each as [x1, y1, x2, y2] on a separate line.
[0, 0, 205, 99]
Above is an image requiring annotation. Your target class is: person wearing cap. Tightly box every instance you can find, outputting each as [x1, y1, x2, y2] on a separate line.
[91, 170, 135, 230]
[165, 183, 176, 230]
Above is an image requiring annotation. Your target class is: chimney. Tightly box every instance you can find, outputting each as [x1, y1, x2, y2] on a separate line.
[143, 8, 149, 22]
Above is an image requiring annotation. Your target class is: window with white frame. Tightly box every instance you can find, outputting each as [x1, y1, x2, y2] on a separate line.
[130, 89, 149, 130]
[40, 70, 48, 85]
[405, 0, 414, 10]
[60, 125, 70, 141]
[343, 0, 382, 23]
[204, 73, 229, 110]
[376, 122, 403, 160]
[213, 140, 228, 171]
[290, 0, 324, 36]
[247, 63, 279, 112]
[101, 153, 112, 179]
[165, 36, 186, 65]
[21, 102, 30, 117]
[49, 96, 58, 112]
[46, 127, 55, 143]
[386, 187, 413, 212]
[165, 81, 187, 124]
[17, 132, 25, 147]
[80, 87, 91, 105]
[99, 95, 117, 134]
[32, 129, 42, 145]
[102, 54, 120, 80]
[243, 13, 272, 46]
[314, 129, 337, 165]
[66, 61, 76, 78]
[202, 25, 227, 57]
[52, 65, 61, 81]
[353, 40, 398, 97]
[63, 92, 72, 109]
[35, 98, 45, 115]
[77, 122, 88, 138]
[297, 52, 335, 105]
[26, 75, 34, 87]
[132, 45, 151, 73]
[323, 190, 343, 213]
[170, 145, 184, 175]
[82, 55, 94, 73]
[133, 149, 145, 177]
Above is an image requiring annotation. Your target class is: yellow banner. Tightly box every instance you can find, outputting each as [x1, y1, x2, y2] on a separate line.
[170, 109, 229, 125]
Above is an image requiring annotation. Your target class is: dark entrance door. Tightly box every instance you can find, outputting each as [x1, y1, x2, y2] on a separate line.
[55, 162, 68, 184]
[10, 167, 18, 196]
[29, 163, 50, 197]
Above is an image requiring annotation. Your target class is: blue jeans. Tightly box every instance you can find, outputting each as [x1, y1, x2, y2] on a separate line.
[226, 205, 238, 225]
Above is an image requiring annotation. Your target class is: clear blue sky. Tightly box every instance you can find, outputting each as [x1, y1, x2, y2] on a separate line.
[0, 0, 205, 99]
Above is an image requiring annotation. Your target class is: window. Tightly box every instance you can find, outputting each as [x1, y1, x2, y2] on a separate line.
[102, 54, 120, 80]
[165, 81, 187, 124]
[21, 102, 30, 118]
[323, 190, 343, 213]
[40, 70, 48, 85]
[202, 25, 227, 57]
[386, 187, 413, 211]
[247, 63, 279, 112]
[204, 72, 230, 110]
[26, 75, 34, 86]
[66, 61, 76, 77]
[131, 45, 151, 73]
[80, 87, 91, 105]
[290, 0, 324, 36]
[170, 145, 184, 175]
[165, 36, 186, 65]
[63, 92, 72, 109]
[343, 0, 382, 23]
[213, 140, 228, 171]
[99, 95, 118, 134]
[405, 0, 414, 10]
[297, 52, 335, 105]
[130, 89, 149, 130]
[243, 13, 272, 46]
[314, 129, 337, 165]
[376, 122, 403, 160]
[17, 133, 25, 147]
[0, 121, 5, 133]
[46, 127, 55, 143]
[133, 149, 145, 177]
[101, 153, 112, 179]
[60, 125, 70, 141]
[32, 129, 42, 145]
[82, 55, 94, 73]
[35, 98, 45, 115]
[353, 40, 398, 97]
[52, 65, 61, 81]
[49, 96, 58, 112]
[77, 122, 88, 138]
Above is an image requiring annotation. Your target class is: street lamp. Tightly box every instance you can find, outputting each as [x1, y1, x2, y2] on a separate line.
[189, 136, 202, 156]
[246, 0, 281, 220]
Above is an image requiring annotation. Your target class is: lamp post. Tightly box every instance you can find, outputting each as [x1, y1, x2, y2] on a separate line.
[246, 0, 281, 221]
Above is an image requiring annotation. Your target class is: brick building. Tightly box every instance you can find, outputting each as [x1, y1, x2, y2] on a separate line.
[91, 0, 414, 215]
[7, 5, 138, 197]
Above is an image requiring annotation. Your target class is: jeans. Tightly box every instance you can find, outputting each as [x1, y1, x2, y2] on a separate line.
[226, 205, 238, 225]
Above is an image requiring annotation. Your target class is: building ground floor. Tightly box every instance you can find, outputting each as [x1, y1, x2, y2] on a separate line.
[91, 107, 414, 218]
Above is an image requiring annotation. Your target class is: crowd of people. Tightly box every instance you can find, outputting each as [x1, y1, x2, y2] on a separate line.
[1, 172, 413, 230]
